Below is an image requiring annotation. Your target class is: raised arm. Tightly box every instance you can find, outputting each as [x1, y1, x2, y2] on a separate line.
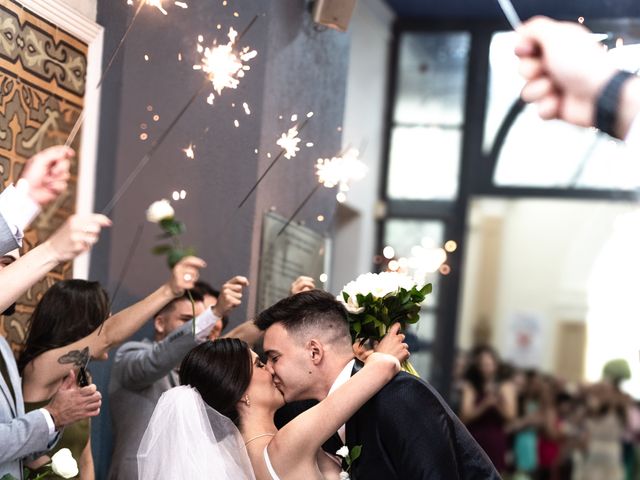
[22, 257, 205, 396]
[271, 325, 408, 462]
[0, 214, 111, 312]
[115, 315, 203, 389]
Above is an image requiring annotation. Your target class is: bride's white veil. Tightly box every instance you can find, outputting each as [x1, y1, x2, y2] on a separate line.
[137, 385, 256, 479]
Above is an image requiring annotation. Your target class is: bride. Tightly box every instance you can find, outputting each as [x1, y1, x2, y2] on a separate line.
[137, 324, 409, 479]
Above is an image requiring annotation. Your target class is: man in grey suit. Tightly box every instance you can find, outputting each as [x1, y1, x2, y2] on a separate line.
[0, 146, 73, 256]
[108, 275, 248, 479]
[0, 341, 102, 479]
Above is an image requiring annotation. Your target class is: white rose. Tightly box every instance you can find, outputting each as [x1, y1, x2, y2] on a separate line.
[342, 294, 364, 314]
[339, 472, 351, 480]
[146, 199, 174, 223]
[51, 448, 79, 479]
[336, 446, 349, 458]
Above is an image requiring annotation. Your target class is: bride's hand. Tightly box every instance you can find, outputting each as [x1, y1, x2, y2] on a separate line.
[374, 323, 410, 364]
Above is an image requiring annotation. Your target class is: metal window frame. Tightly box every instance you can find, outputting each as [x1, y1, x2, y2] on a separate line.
[378, 18, 638, 397]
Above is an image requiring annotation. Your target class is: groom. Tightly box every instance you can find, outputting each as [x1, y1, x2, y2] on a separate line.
[256, 290, 500, 479]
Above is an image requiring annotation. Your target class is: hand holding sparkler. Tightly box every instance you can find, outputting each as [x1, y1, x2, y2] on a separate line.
[515, 16, 640, 138]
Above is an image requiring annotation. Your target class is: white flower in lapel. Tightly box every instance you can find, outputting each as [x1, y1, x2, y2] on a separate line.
[336, 446, 349, 458]
[339, 472, 350, 480]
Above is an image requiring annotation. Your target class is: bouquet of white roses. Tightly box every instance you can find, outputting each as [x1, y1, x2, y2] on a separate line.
[338, 272, 432, 376]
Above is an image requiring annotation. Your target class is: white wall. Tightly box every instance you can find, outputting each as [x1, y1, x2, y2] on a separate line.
[330, 0, 394, 292]
[459, 198, 636, 375]
[59, 0, 96, 20]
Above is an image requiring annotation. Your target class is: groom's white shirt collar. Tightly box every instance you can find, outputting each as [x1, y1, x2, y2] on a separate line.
[328, 359, 355, 444]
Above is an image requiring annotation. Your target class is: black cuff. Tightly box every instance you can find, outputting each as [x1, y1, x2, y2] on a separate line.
[595, 70, 635, 138]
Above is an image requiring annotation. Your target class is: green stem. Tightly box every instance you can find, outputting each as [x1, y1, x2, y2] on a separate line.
[30, 470, 52, 480]
[401, 360, 420, 377]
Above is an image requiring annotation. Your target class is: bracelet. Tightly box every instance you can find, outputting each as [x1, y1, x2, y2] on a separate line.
[595, 70, 635, 138]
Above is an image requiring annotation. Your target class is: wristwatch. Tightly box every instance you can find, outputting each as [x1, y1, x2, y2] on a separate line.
[595, 70, 636, 138]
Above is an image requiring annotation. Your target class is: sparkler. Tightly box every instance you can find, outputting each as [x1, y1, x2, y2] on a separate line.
[237, 112, 314, 209]
[100, 15, 260, 215]
[193, 26, 258, 103]
[277, 127, 301, 159]
[66, 0, 185, 147]
[277, 147, 367, 237]
[98, 222, 145, 335]
[315, 147, 367, 199]
[183, 144, 195, 159]
[496, 0, 522, 30]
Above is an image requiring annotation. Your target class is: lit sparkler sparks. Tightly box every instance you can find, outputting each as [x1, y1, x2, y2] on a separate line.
[193, 27, 258, 99]
[277, 127, 301, 159]
[315, 148, 368, 198]
[183, 144, 195, 159]
[147, 0, 168, 15]
[237, 109, 313, 209]
[277, 148, 367, 237]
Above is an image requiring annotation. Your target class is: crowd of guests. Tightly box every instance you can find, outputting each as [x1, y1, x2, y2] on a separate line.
[454, 346, 640, 480]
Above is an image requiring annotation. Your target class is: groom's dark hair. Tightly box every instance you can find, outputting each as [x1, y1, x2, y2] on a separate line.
[255, 290, 351, 347]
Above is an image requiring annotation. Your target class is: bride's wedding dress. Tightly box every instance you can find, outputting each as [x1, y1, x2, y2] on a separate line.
[263, 448, 282, 480]
[137, 386, 256, 479]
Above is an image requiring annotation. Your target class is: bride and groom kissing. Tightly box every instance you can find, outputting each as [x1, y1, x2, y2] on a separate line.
[138, 290, 500, 479]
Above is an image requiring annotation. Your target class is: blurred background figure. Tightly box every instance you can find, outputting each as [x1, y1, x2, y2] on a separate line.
[460, 345, 517, 475]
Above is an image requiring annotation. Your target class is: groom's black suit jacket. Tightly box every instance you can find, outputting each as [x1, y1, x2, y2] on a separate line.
[345, 361, 500, 480]
[275, 361, 500, 480]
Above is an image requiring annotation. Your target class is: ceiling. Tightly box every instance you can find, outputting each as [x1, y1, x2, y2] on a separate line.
[383, 0, 640, 21]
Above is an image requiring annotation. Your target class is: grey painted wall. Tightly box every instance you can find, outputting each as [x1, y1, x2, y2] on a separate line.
[91, 0, 348, 477]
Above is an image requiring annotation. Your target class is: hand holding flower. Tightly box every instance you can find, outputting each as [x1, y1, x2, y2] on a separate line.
[168, 256, 207, 296]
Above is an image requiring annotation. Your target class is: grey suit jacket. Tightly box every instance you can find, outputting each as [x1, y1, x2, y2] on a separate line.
[107, 321, 199, 480]
[0, 213, 19, 256]
[0, 337, 52, 479]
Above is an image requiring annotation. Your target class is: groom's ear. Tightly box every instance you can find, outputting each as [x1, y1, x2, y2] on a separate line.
[307, 339, 324, 365]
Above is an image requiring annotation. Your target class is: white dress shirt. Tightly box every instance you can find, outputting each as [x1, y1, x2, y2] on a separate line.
[0, 180, 40, 245]
[328, 359, 355, 444]
[193, 307, 221, 342]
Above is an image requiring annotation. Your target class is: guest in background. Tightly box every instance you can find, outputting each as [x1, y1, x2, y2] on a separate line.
[194, 280, 220, 309]
[450, 349, 469, 416]
[582, 382, 625, 480]
[460, 345, 516, 475]
[108, 273, 247, 480]
[194, 276, 248, 340]
[289, 275, 316, 294]
[536, 376, 561, 480]
[19, 257, 205, 479]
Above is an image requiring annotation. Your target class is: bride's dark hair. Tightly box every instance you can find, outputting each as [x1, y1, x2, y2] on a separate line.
[179, 338, 252, 425]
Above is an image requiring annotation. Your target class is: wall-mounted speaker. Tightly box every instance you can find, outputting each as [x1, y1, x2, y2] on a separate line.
[312, 0, 357, 32]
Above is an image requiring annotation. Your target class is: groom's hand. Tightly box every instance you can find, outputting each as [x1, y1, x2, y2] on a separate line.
[375, 323, 410, 364]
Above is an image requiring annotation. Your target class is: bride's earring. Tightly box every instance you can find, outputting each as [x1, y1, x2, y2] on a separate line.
[243, 395, 250, 407]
